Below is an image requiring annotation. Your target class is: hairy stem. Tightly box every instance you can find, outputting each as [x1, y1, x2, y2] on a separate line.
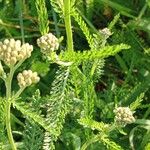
[6, 101, 16, 150]
[6, 68, 14, 98]
[13, 87, 26, 100]
[5, 67, 16, 150]
[81, 135, 100, 150]
[138, 3, 147, 20]
[63, 0, 74, 51]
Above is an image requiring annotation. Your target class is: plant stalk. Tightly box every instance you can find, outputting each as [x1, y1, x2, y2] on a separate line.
[6, 101, 17, 150]
[81, 135, 100, 150]
[63, 0, 74, 51]
[5, 67, 17, 150]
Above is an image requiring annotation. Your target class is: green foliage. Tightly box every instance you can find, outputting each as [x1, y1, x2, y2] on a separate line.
[62, 132, 81, 150]
[145, 143, 150, 150]
[101, 134, 123, 150]
[72, 9, 94, 49]
[79, 118, 123, 149]
[31, 61, 50, 76]
[13, 100, 52, 133]
[0, 0, 150, 149]
[0, 98, 7, 148]
[22, 120, 44, 150]
[85, 0, 94, 21]
[35, 0, 49, 35]
[108, 13, 120, 30]
[42, 66, 72, 149]
[50, 0, 64, 15]
[80, 132, 123, 150]
[50, 0, 76, 16]
[96, 0, 135, 18]
[61, 44, 130, 64]
[22, 90, 44, 150]
[130, 93, 145, 111]
[78, 118, 109, 132]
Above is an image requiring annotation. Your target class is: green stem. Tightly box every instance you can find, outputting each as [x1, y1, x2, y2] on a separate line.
[5, 67, 17, 150]
[6, 101, 17, 150]
[138, 3, 147, 20]
[81, 124, 117, 150]
[6, 67, 14, 98]
[13, 87, 26, 100]
[63, 0, 74, 51]
[81, 135, 100, 150]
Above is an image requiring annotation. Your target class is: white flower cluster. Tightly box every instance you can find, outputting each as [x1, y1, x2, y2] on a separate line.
[17, 70, 40, 88]
[37, 33, 59, 54]
[0, 39, 33, 66]
[100, 28, 111, 38]
[114, 107, 135, 124]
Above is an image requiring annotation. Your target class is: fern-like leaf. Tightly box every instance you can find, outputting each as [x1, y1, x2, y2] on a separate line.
[130, 93, 145, 111]
[13, 101, 53, 133]
[61, 44, 130, 64]
[22, 90, 45, 150]
[78, 118, 109, 132]
[50, 0, 64, 15]
[0, 98, 7, 147]
[72, 9, 94, 49]
[42, 66, 72, 149]
[50, 0, 76, 16]
[101, 134, 123, 150]
[35, 0, 49, 34]
[108, 13, 120, 30]
[81, 133, 123, 150]
[22, 120, 44, 150]
[90, 59, 105, 83]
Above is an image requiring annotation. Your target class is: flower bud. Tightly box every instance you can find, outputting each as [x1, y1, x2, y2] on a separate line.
[17, 70, 40, 88]
[114, 107, 135, 125]
[0, 39, 33, 67]
[100, 28, 112, 38]
[37, 33, 59, 54]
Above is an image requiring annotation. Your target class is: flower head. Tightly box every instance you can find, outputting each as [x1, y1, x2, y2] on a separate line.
[17, 70, 40, 88]
[100, 28, 112, 38]
[0, 39, 33, 66]
[114, 107, 135, 125]
[37, 33, 59, 54]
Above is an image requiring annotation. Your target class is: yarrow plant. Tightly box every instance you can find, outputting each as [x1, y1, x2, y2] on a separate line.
[1, 0, 149, 149]
[0, 39, 40, 150]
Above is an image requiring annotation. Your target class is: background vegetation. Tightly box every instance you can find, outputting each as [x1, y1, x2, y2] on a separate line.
[0, 0, 150, 150]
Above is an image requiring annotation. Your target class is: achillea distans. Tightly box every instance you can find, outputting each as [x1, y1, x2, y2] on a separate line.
[114, 107, 135, 125]
[0, 39, 33, 66]
[37, 33, 59, 54]
[17, 70, 40, 88]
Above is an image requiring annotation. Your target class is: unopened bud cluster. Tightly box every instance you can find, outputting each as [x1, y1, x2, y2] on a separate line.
[114, 107, 135, 125]
[0, 39, 33, 66]
[17, 70, 40, 88]
[100, 28, 111, 38]
[37, 33, 59, 54]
